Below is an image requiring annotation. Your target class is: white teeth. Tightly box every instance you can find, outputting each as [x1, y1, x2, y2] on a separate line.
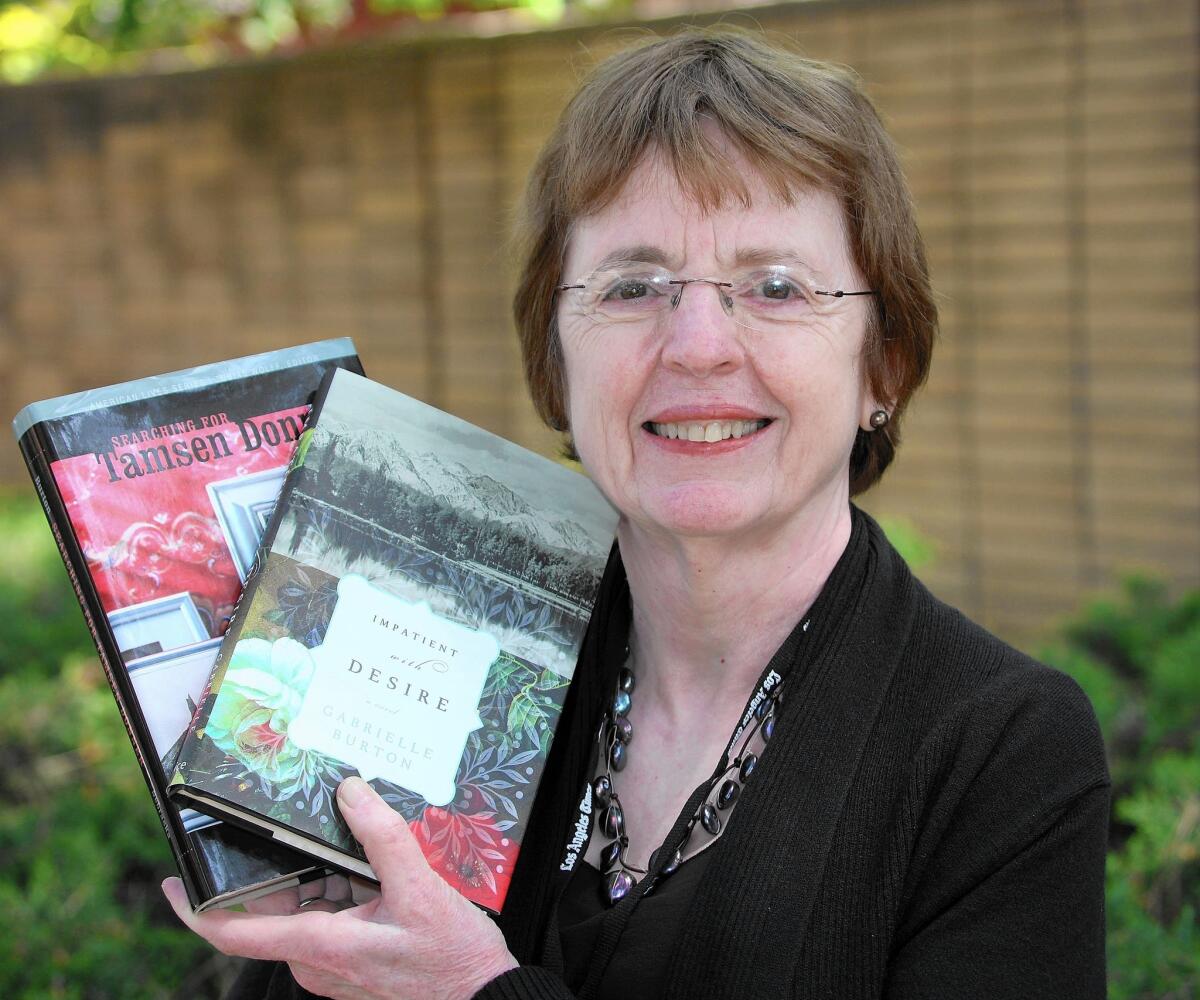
[650, 419, 768, 442]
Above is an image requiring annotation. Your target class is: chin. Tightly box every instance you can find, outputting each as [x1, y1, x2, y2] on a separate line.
[637, 485, 771, 540]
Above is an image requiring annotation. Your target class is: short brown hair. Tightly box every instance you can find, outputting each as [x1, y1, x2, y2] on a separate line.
[512, 28, 937, 495]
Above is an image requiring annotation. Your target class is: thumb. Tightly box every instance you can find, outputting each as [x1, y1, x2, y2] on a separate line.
[337, 776, 427, 895]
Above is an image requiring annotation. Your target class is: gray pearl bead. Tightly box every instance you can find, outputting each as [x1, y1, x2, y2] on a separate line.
[600, 840, 622, 872]
[618, 668, 635, 694]
[602, 802, 625, 839]
[603, 869, 634, 905]
[609, 739, 627, 772]
[717, 778, 739, 810]
[613, 717, 633, 743]
[739, 752, 758, 782]
[613, 690, 632, 718]
[592, 774, 612, 807]
[700, 802, 721, 835]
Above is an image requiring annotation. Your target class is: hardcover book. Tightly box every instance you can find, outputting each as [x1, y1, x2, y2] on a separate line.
[12, 339, 363, 911]
[170, 368, 617, 913]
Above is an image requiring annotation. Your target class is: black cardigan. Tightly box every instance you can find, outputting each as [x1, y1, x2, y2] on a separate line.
[235, 509, 1110, 999]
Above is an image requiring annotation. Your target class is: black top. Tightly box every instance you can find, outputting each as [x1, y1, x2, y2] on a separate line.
[476, 506, 1110, 999]
[230, 507, 1110, 1000]
[558, 855, 711, 998]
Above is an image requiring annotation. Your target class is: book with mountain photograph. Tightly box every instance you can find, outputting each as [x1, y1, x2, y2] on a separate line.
[12, 339, 363, 911]
[169, 368, 617, 913]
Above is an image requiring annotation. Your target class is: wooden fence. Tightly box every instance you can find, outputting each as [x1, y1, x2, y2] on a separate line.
[1, 0, 1196, 640]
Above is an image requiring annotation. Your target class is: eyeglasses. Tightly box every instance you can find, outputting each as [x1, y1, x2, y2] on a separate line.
[556, 262, 876, 334]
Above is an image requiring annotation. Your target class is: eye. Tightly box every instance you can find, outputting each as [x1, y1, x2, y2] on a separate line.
[741, 270, 812, 307]
[757, 275, 798, 301]
[592, 269, 671, 315]
[604, 278, 653, 301]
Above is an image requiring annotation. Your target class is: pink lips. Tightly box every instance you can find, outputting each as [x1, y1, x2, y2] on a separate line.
[641, 409, 774, 453]
[645, 406, 769, 424]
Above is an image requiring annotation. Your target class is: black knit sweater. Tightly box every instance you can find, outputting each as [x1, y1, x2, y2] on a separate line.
[233, 508, 1110, 999]
[475, 508, 1110, 999]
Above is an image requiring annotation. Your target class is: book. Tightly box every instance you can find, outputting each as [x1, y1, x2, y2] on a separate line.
[12, 339, 364, 911]
[169, 368, 617, 913]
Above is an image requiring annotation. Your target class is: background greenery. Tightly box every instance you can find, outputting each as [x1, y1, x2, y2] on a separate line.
[0, 0, 592, 83]
[0, 493, 239, 998]
[1, 493, 1197, 998]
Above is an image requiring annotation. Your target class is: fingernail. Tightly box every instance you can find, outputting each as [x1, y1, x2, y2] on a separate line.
[338, 776, 370, 807]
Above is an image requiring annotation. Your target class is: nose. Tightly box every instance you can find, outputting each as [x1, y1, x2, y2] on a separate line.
[659, 279, 746, 378]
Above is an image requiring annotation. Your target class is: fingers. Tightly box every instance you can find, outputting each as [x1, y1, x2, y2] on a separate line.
[318, 874, 354, 903]
[161, 877, 337, 963]
[297, 874, 359, 914]
[349, 876, 382, 906]
[336, 777, 429, 895]
[293, 898, 346, 915]
[241, 874, 358, 916]
[243, 886, 305, 916]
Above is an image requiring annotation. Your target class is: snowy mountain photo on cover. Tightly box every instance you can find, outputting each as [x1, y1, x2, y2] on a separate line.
[274, 372, 617, 685]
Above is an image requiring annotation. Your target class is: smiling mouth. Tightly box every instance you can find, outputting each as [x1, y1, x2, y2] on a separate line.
[644, 419, 773, 443]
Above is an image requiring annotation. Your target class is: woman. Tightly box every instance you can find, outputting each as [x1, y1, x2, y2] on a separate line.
[166, 29, 1110, 998]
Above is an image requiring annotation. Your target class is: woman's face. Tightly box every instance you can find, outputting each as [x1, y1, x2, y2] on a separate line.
[556, 151, 879, 544]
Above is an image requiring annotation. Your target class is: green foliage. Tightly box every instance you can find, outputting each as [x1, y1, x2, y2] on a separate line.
[1044, 577, 1200, 777]
[0, 493, 228, 997]
[0, 492, 92, 678]
[1105, 747, 1200, 1000]
[0, 655, 228, 998]
[1040, 577, 1200, 999]
[0, 0, 575, 84]
[879, 515, 936, 570]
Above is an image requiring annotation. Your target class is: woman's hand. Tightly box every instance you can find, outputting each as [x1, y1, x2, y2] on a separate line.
[162, 777, 519, 1000]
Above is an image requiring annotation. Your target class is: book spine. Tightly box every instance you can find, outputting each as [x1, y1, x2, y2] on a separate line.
[16, 425, 209, 906]
[171, 368, 339, 784]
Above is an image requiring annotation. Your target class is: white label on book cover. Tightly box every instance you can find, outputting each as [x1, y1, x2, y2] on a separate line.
[288, 574, 498, 805]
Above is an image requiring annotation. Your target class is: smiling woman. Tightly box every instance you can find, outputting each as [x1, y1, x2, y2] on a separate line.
[555, 166, 879, 543]
[177, 28, 1109, 1000]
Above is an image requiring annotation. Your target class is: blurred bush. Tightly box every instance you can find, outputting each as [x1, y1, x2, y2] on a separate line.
[879, 515, 937, 571]
[0, 0, 575, 84]
[1, 493, 1196, 996]
[1041, 577, 1200, 1000]
[0, 492, 95, 671]
[0, 493, 230, 999]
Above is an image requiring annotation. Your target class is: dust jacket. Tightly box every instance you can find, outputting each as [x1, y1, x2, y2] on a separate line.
[170, 368, 617, 913]
[12, 339, 363, 911]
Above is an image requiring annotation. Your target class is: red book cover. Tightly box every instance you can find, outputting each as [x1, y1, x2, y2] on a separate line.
[13, 339, 363, 910]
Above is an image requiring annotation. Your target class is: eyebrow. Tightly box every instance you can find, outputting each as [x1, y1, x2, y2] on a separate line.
[590, 245, 675, 271]
[584, 244, 828, 278]
[733, 246, 822, 274]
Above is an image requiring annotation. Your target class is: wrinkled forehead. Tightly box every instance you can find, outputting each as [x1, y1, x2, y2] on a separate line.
[563, 149, 858, 280]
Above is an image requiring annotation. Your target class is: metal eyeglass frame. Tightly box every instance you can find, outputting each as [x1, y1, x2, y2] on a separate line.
[556, 274, 877, 322]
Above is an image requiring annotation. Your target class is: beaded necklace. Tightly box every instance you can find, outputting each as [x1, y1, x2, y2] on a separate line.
[589, 638, 797, 906]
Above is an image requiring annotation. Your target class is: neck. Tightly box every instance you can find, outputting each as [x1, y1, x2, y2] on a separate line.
[617, 498, 852, 728]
